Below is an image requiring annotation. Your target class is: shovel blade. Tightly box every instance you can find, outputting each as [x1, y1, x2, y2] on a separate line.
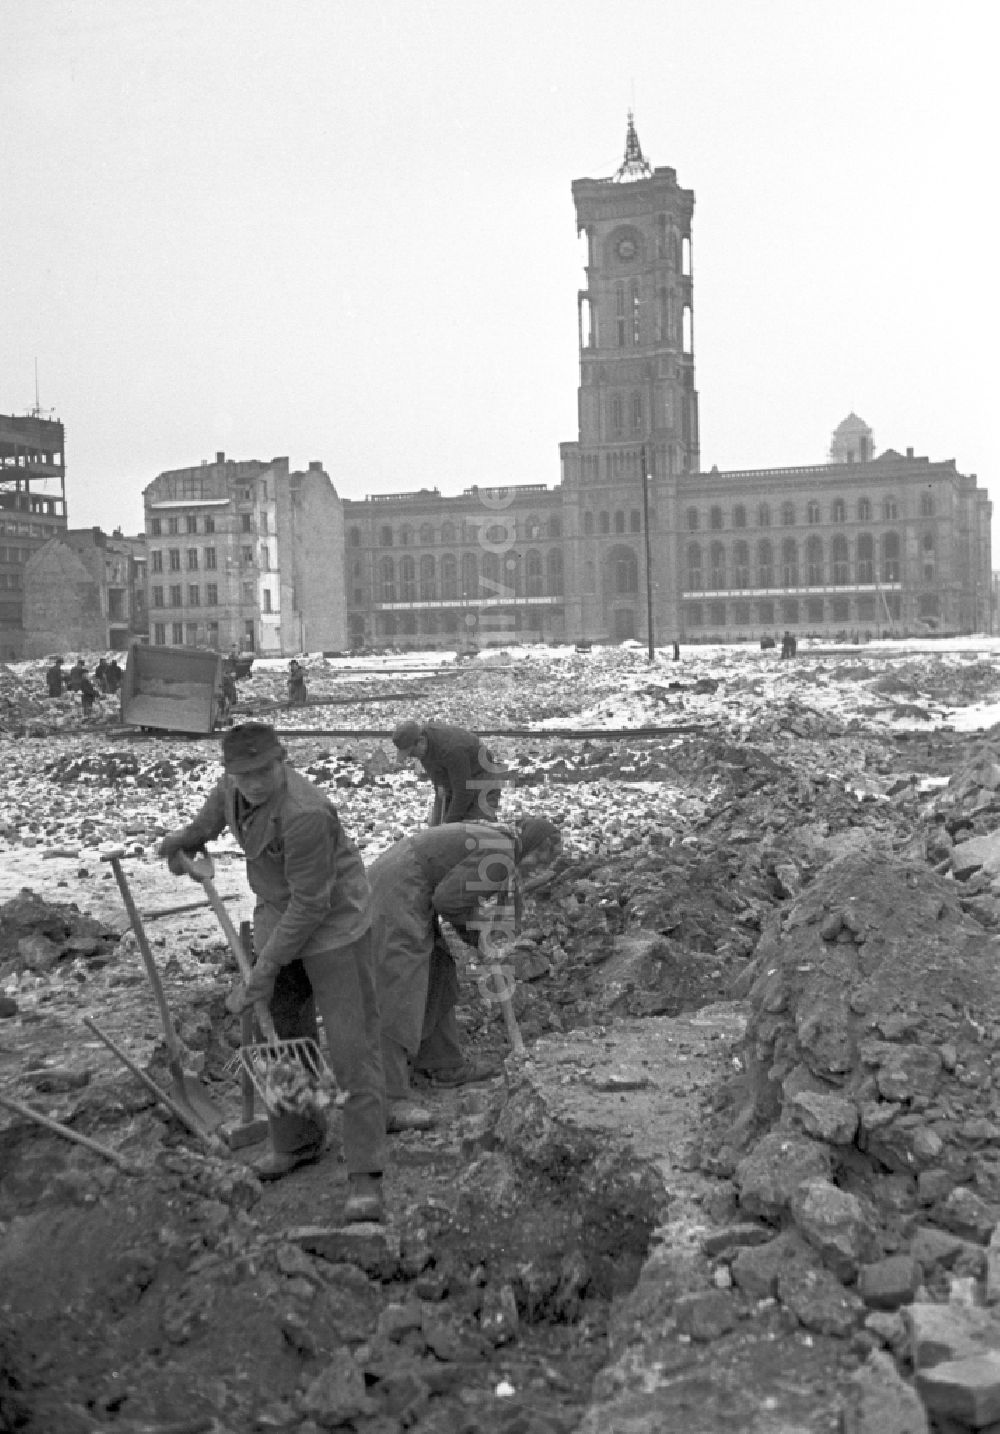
[165, 1059, 226, 1132]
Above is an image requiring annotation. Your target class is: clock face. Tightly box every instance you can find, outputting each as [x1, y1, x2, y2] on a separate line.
[617, 237, 637, 261]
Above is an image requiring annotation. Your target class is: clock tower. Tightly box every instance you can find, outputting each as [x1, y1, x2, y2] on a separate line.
[567, 113, 699, 484]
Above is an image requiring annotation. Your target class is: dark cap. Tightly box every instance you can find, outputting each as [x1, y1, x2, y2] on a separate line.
[222, 722, 286, 774]
[517, 817, 562, 858]
[392, 720, 422, 751]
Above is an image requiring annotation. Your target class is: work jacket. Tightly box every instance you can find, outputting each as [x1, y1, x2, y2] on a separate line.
[177, 764, 370, 967]
[416, 722, 504, 823]
[368, 823, 519, 1054]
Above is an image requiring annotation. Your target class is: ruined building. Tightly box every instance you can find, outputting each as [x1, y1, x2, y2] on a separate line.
[22, 528, 147, 658]
[0, 413, 67, 659]
[141, 453, 346, 655]
[341, 116, 991, 648]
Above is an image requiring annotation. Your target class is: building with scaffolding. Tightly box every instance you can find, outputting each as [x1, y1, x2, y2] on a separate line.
[0, 413, 68, 659]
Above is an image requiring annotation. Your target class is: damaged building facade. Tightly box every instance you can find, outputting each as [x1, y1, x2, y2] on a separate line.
[22, 527, 147, 657]
[342, 118, 991, 649]
[141, 453, 346, 656]
[0, 413, 68, 659]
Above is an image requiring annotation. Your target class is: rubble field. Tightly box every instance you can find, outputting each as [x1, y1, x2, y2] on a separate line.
[5, 640, 1000, 1432]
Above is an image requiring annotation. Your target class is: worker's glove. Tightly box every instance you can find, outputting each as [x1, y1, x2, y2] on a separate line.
[156, 831, 202, 877]
[449, 921, 482, 951]
[225, 956, 281, 1016]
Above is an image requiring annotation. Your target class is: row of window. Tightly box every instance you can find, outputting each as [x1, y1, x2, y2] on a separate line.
[0, 573, 22, 590]
[683, 595, 907, 628]
[686, 494, 933, 531]
[148, 579, 275, 608]
[148, 544, 271, 573]
[149, 512, 260, 537]
[684, 533, 937, 590]
[353, 516, 564, 549]
[151, 547, 218, 573]
[583, 510, 644, 536]
[0, 521, 61, 538]
[149, 583, 277, 612]
[369, 549, 565, 603]
[151, 584, 221, 608]
[368, 608, 558, 639]
[151, 618, 256, 648]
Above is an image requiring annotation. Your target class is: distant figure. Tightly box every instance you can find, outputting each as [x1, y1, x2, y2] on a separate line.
[80, 671, 98, 718]
[106, 659, 123, 695]
[65, 658, 86, 692]
[220, 669, 238, 717]
[781, 631, 793, 659]
[94, 657, 110, 693]
[288, 659, 308, 706]
[391, 720, 505, 825]
[672, 639, 681, 661]
[45, 656, 64, 697]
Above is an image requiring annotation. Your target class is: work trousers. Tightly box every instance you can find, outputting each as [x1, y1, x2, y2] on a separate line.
[265, 926, 387, 1176]
[381, 938, 464, 1099]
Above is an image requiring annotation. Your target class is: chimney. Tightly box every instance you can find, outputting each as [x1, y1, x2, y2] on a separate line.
[216, 451, 226, 464]
[906, 447, 914, 458]
[308, 461, 323, 472]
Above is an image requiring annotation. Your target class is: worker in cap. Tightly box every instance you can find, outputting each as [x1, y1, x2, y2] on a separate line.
[45, 656, 64, 698]
[391, 719, 507, 826]
[157, 722, 387, 1221]
[369, 816, 562, 1120]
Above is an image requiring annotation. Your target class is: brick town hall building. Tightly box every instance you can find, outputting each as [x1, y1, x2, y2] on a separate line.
[342, 116, 991, 651]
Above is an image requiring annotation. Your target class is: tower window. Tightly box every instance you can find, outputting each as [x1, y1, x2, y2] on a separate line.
[616, 285, 626, 348]
[631, 281, 640, 345]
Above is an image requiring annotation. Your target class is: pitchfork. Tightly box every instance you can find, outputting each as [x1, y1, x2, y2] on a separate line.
[177, 851, 342, 1118]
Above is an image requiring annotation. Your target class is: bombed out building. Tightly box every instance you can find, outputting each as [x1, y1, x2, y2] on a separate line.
[341, 118, 991, 650]
[0, 413, 68, 659]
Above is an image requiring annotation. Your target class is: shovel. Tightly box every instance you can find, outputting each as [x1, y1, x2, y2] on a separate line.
[100, 846, 224, 1133]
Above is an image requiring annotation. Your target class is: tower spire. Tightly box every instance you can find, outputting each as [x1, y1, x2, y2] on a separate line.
[613, 110, 652, 183]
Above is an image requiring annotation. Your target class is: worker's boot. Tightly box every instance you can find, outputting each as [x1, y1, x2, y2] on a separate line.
[254, 1142, 323, 1182]
[387, 1100, 435, 1133]
[344, 1173, 384, 1224]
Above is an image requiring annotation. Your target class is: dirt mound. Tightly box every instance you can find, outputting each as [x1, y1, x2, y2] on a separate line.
[732, 851, 1000, 1192]
[0, 892, 120, 979]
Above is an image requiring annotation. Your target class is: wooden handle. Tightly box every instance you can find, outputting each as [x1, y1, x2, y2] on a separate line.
[0, 1090, 140, 1174]
[180, 854, 278, 1042]
[480, 928, 525, 1056]
[83, 1016, 220, 1152]
[108, 856, 184, 1064]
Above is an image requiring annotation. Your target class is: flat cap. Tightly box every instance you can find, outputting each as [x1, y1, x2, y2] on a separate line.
[392, 720, 422, 750]
[222, 722, 286, 774]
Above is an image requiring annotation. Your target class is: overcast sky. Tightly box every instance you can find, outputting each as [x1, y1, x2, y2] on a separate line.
[1, 0, 995, 546]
